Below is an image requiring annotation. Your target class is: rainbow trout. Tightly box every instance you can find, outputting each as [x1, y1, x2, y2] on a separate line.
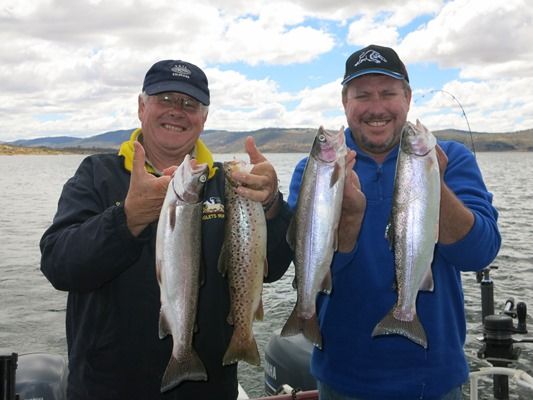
[155, 154, 208, 391]
[218, 160, 267, 366]
[372, 120, 440, 348]
[281, 126, 347, 349]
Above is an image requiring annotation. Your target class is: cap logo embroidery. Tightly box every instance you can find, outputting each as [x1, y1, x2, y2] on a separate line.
[354, 50, 387, 67]
[171, 64, 192, 79]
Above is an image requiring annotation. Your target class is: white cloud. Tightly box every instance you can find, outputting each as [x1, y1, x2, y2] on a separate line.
[0, 0, 531, 141]
[400, 0, 533, 71]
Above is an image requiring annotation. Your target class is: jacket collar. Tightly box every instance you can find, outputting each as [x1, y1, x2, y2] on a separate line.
[118, 128, 217, 179]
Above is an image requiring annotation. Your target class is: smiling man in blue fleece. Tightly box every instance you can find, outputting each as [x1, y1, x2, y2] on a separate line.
[287, 44, 501, 400]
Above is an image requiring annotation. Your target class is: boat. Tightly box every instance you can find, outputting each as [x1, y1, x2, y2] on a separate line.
[5, 335, 532, 400]
[3, 268, 533, 400]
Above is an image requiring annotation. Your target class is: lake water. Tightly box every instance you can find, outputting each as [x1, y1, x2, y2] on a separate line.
[1, 152, 532, 399]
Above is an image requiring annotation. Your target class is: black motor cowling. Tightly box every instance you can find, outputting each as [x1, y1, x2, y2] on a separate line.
[264, 332, 316, 395]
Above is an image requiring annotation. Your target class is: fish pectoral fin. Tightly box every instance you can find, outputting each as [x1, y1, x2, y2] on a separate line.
[263, 258, 269, 278]
[226, 293, 235, 325]
[255, 297, 264, 321]
[419, 267, 434, 292]
[199, 260, 206, 287]
[384, 221, 394, 249]
[217, 246, 229, 276]
[226, 312, 234, 326]
[330, 162, 342, 188]
[320, 271, 332, 294]
[158, 308, 172, 339]
[286, 217, 296, 251]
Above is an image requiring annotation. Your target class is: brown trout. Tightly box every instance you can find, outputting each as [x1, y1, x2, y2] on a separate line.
[218, 159, 267, 366]
[281, 126, 347, 349]
[155, 154, 209, 392]
[372, 120, 441, 348]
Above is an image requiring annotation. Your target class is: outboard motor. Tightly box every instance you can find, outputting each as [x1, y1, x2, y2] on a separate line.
[15, 353, 68, 400]
[264, 331, 316, 395]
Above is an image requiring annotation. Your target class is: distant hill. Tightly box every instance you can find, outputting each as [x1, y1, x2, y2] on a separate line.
[4, 127, 533, 153]
[7, 129, 134, 151]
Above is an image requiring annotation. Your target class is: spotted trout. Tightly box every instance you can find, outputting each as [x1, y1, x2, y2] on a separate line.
[281, 126, 347, 349]
[155, 154, 209, 392]
[218, 159, 267, 366]
[372, 119, 440, 348]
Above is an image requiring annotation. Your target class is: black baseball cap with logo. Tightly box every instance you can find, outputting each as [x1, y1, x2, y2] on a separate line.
[342, 44, 409, 85]
[142, 60, 210, 105]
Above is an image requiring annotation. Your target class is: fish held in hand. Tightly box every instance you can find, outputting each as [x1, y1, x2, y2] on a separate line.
[372, 119, 440, 349]
[155, 154, 209, 392]
[282, 126, 347, 349]
[219, 159, 268, 366]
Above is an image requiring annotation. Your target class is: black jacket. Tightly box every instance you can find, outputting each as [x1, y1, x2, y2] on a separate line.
[40, 153, 293, 400]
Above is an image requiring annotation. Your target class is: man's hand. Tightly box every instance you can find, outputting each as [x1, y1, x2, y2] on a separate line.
[124, 141, 173, 237]
[435, 145, 475, 244]
[337, 150, 366, 253]
[231, 136, 281, 219]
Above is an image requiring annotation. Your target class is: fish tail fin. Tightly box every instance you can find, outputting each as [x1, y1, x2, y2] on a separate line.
[372, 309, 427, 349]
[222, 329, 261, 366]
[160, 348, 207, 392]
[280, 305, 323, 349]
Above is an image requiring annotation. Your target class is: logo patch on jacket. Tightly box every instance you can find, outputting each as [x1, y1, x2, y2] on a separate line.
[202, 196, 224, 220]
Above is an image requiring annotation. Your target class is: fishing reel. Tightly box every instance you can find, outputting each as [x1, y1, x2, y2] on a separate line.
[475, 266, 533, 399]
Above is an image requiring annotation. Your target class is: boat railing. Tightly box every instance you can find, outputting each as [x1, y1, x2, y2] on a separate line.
[469, 367, 533, 400]
[473, 266, 533, 399]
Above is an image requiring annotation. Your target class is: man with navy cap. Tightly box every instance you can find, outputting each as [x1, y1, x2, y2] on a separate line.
[287, 45, 501, 399]
[40, 60, 293, 399]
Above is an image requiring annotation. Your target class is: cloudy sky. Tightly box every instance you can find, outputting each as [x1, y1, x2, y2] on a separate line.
[1, 0, 532, 142]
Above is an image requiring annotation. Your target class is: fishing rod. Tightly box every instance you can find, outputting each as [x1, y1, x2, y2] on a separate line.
[416, 89, 476, 156]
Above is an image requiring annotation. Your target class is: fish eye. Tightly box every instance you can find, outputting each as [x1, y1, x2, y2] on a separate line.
[318, 134, 326, 142]
[199, 174, 207, 183]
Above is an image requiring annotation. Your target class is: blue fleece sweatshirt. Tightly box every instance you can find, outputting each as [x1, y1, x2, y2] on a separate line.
[287, 128, 501, 400]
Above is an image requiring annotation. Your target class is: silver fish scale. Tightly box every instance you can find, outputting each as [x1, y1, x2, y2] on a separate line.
[281, 126, 346, 349]
[220, 160, 267, 366]
[373, 120, 440, 349]
[392, 133, 440, 319]
[155, 155, 209, 391]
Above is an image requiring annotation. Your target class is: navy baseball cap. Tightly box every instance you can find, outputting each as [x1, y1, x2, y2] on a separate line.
[342, 44, 409, 85]
[142, 60, 210, 105]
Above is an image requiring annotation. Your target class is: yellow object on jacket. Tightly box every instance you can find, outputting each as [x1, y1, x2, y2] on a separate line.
[118, 128, 217, 179]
